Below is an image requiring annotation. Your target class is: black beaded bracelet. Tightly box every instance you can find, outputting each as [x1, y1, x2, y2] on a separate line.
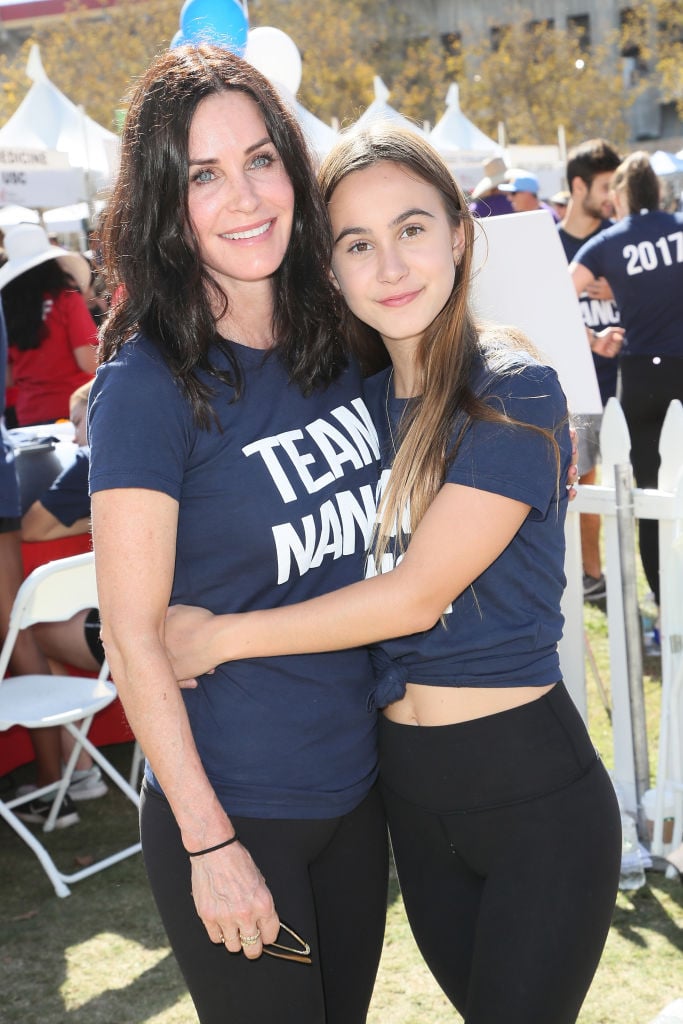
[186, 834, 240, 858]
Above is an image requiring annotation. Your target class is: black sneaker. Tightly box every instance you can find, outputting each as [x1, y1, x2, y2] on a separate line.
[583, 573, 606, 602]
[16, 793, 80, 830]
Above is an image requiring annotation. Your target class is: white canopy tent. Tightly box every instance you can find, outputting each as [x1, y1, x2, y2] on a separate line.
[652, 149, 683, 175]
[0, 46, 118, 204]
[430, 84, 501, 159]
[356, 76, 427, 137]
[0, 200, 106, 236]
[654, 150, 683, 212]
[291, 99, 337, 163]
[429, 83, 504, 193]
[276, 86, 337, 164]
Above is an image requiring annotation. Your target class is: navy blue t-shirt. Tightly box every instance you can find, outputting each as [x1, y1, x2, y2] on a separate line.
[40, 447, 90, 525]
[558, 220, 620, 404]
[364, 353, 571, 706]
[573, 210, 683, 358]
[89, 336, 380, 819]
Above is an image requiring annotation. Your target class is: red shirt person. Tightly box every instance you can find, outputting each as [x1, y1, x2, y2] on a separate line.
[2, 224, 97, 426]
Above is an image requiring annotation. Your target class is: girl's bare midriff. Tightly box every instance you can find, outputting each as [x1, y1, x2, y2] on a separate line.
[383, 682, 557, 727]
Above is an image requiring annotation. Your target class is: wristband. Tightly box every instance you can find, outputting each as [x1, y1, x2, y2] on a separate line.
[186, 834, 239, 857]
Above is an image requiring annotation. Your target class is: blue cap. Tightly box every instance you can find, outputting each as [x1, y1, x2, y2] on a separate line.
[499, 172, 539, 195]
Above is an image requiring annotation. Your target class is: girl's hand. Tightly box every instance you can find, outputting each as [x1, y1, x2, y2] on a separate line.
[165, 604, 221, 681]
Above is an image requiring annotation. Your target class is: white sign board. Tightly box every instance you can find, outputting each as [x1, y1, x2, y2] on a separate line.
[0, 166, 86, 207]
[472, 209, 602, 416]
[0, 146, 71, 169]
[0, 162, 86, 208]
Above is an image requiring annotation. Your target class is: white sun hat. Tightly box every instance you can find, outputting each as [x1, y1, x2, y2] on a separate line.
[0, 222, 91, 293]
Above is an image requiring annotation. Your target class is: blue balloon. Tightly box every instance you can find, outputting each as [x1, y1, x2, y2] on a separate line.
[180, 0, 249, 55]
[170, 29, 187, 49]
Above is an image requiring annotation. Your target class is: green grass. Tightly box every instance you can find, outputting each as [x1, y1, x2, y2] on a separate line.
[1, 606, 681, 1023]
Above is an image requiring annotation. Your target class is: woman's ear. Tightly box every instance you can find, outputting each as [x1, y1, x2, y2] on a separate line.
[329, 269, 341, 291]
[451, 223, 466, 263]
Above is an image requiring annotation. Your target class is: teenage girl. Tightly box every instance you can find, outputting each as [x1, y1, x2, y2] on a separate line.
[165, 123, 621, 1024]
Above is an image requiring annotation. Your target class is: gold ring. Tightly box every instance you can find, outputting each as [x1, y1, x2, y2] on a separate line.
[219, 934, 225, 944]
[240, 929, 261, 946]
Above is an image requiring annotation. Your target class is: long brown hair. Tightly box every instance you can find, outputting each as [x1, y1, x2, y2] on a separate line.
[611, 150, 660, 214]
[100, 44, 345, 428]
[318, 124, 562, 563]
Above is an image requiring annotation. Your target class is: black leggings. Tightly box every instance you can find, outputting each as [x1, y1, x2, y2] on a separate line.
[619, 354, 683, 603]
[83, 608, 105, 666]
[379, 683, 621, 1024]
[140, 783, 388, 1024]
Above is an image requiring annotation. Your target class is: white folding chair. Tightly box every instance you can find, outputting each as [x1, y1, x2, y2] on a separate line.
[0, 551, 141, 897]
[129, 739, 144, 788]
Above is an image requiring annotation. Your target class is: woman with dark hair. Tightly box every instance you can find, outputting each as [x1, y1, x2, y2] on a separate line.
[165, 123, 620, 1024]
[0, 299, 81, 826]
[571, 150, 683, 605]
[1, 225, 97, 426]
[88, 45, 387, 1024]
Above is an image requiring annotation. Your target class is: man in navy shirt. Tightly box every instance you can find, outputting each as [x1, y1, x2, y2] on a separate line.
[558, 139, 622, 602]
[571, 152, 683, 606]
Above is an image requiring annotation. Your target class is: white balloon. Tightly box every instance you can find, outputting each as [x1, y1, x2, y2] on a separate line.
[246, 26, 303, 96]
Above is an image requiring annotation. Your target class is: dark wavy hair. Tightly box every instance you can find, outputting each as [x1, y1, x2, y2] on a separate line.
[2, 260, 77, 352]
[100, 44, 346, 428]
[565, 138, 620, 193]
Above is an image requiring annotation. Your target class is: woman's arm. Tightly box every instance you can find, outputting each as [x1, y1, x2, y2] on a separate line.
[166, 484, 530, 678]
[21, 500, 89, 542]
[73, 344, 98, 374]
[62, 289, 98, 374]
[568, 262, 622, 358]
[568, 260, 596, 296]
[92, 487, 278, 953]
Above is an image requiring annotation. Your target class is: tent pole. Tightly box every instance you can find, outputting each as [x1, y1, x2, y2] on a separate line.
[78, 104, 95, 229]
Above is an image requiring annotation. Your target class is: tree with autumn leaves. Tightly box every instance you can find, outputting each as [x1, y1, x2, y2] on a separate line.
[0, 0, 679, 152]
[621, 0, 683, 123]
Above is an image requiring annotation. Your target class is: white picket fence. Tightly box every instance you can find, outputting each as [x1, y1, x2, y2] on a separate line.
[559, 397, 683, 856]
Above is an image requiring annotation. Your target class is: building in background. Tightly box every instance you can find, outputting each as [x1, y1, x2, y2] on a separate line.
[0, 0, 680, 147]
[397, 0, 682, 148]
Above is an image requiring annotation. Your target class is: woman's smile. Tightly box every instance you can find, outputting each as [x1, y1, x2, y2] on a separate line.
[220, 218, 275, 241]
[377, 289, 424, 308]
